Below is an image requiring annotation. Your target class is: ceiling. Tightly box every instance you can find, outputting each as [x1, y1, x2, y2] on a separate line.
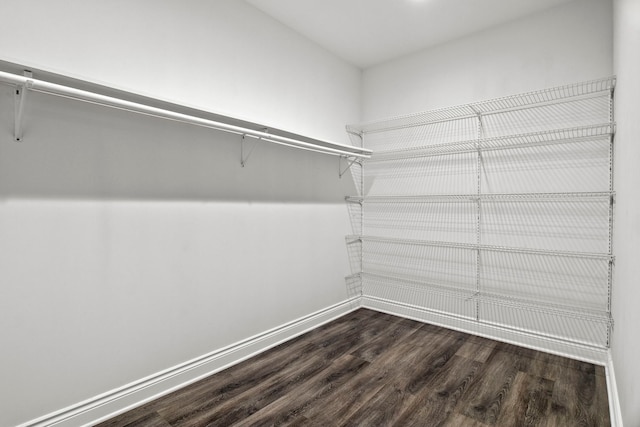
[245, 0, 576, 69]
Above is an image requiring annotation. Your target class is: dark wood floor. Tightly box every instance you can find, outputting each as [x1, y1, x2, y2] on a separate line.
[96, 309, 610, 426]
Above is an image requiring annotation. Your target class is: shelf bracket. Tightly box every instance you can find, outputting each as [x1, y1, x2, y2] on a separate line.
[14, 70, 33, 142]
[241, 128, 269, 167]
[346, 130, 363, 142]
[339, 156, 359, 178]
[240, 134, 259, 167]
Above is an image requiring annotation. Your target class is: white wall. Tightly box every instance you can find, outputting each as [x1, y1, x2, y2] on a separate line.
[612, 1, 640, 425]
[362, 0, 612, 121]
[0, 0, 359, 144]
[0, 1, 360, 426]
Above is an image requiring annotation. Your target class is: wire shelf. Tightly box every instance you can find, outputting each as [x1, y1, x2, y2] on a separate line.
[351, 235, 613, 261]
[347, 191, 614, 203]
[366, 124, 613, 162]
[360, 272, 477, 300]
[348, 193, 612, 252]
[360, 272, 609, 321]
[360, 273, 611, 349]
[363, 137, 611, 196]
[347, 77, 615, 136]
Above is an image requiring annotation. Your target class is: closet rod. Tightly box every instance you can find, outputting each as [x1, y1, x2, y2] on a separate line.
[0, 70, 372, 159]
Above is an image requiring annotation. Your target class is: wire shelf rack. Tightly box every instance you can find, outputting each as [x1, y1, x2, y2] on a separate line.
[345, 77, 615, 351]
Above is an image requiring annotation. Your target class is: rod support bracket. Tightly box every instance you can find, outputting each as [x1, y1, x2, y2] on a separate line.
[14, 70, 33, 142]
[339, 155, 360, 178]
[241, 129, 266, 167]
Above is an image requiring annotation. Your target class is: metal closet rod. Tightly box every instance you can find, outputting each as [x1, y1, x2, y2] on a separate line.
[0, 70, 372, 159]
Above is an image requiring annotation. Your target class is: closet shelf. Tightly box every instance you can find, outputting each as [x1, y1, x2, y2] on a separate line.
[356, 271, 611, 323]
[347, 235, 614, 261]
[346, 191, 614, 204]
[366, 124, 613, 162]
[356, 271, 477, 300]
[0, 69, 372, 159]
[347, 77, 615, 136]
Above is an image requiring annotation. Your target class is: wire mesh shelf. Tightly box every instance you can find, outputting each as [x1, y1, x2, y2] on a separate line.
[363, 136, 612, 195]
[360, 271, 610, 321]
[347, 77, 615, 136]
[360, 272, 612, 348]
[348, 193, 612, 252]
[352, 235, 613, 261]
[347, 191, 614, 203]
[366, 124, 613, 162]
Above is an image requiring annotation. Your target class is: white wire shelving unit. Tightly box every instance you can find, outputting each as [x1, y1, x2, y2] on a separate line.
[345, 77, 615, 354]
[0, 65, 371, 165]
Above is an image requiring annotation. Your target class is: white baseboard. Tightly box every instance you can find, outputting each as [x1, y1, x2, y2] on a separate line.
[18, 297, 361, 427]
[19, 295, 619, 427]
[606, 353, 623, 427]
[362, 295, 610, 365]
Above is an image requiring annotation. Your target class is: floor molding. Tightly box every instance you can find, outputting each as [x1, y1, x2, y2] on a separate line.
[362, 295, 610, 366]
[18, 297, 361, 427]
[606, 352, 623, 427]
[19, 295, 619, 427]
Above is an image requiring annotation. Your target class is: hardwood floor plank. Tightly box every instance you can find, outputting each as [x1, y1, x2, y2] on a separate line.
[340, 383, 418, 426]
[96, 411, 171, 427]
[349, 317, 424, 362]
[404, 330, 468, 395]
[494, 372, 554, 426]
[95, 309, 610, 427]
[390, 355, 483, 426]
[299, 320, 436, 425]
[232, 354, 369, 426]
[548, 360, 610, 426]
[302, 363, 389, 425]
[445, 413, 493, 426]
[311, 310, 401, 361]
[460, 344, 532, 425]
[149, 311, 383, 425]
[455, 335, 496, 363]
[154, 342, 320, 424]
[163, 354, 330, 426]
[337, 331, 469, 425]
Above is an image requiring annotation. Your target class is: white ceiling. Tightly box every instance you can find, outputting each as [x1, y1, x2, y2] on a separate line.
[246, 0, 576, 68]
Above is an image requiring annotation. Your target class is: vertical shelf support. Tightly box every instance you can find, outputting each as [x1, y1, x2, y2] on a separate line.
[359, 134, 365, 277]
[606, 85, 615, 347]
[473, 109, 484, 322]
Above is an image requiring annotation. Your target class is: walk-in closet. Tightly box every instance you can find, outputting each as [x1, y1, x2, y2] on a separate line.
[1, 0, 638, 426]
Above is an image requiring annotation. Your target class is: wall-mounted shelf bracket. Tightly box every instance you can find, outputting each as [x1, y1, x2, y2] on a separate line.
[470, 106, 484, 141]
[339, 155, 360, 178]
[13, 70, 32, 142]
[346, 130, 363, 142]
